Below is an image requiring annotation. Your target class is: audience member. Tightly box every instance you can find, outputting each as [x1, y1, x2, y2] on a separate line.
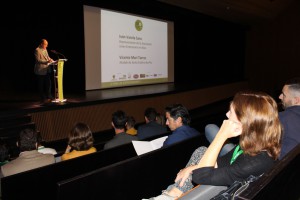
[156, 113, 167, 127]
[278, 77, 300, 159]
[0, 142, 9, 200]
[104, 110, 138, 150]
[137, 107, 168, 140]
[163, 104, 200, 147]
[37, 131, 57, 155]
[143, 91, 282, 200]
[0, 141, 9, 167]
[126, 116, 137, 136]
[1, 129, 55, 177]
[61, 122, 96, 161]
[206, 77, 300, 160]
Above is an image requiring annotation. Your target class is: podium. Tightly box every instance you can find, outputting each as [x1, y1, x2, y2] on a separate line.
[50, 59, 67, 103]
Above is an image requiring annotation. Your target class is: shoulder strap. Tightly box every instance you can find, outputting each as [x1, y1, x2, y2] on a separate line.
[232, 174, 263, 199]
[210, 174, 263, 200]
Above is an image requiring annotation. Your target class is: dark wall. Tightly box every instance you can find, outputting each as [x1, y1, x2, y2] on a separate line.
[2, 2, 84, 93]
[245, 0, 300, 97]
[1, 0, 246, 94]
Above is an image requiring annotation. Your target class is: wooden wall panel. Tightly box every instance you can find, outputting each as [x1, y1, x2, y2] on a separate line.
[31, 81, 248, 141]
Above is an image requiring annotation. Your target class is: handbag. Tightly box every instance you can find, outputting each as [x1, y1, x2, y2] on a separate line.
[210, 175, 262, 200]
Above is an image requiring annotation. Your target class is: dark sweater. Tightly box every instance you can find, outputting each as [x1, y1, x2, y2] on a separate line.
[192, 147, 276, 186]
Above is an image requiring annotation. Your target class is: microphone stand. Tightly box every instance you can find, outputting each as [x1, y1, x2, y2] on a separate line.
[56, 52, 67, 60]
[51, 50, 68, 61]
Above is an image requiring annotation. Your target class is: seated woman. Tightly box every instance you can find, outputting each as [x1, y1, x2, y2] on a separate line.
[143, 90, 282, 200]
[126, 116, 138, 136]
[61, 122, 97, 161]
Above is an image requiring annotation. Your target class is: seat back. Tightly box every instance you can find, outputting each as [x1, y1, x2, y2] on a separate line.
[235, 144, 300, 200]
[56, 134, 206, 200]
[1, 142, 137, 200]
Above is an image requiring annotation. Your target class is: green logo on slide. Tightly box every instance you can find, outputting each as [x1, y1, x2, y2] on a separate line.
[135, 20, 143, 31]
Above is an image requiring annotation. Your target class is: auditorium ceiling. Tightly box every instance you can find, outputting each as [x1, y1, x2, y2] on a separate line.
[158, 0, 295, 25]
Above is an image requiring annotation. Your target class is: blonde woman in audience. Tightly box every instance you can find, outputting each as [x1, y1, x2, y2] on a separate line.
[61, 122, 96, 161]
[126, 116, 138, 136]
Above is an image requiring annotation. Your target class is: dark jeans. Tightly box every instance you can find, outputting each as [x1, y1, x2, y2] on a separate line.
[37, 73, 52, 100]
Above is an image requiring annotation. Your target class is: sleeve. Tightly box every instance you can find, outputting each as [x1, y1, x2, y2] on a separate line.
[137, 126, 145, 140]
[34, 49, 48, 65]
[163, 127, 188, 146]
[163, 133, 184, 146]
[192, 152, 274, 186]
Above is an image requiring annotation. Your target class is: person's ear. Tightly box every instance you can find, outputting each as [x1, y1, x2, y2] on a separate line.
[294, 96, 300, 105]
[177, 116, 183, 124]
[111, 122, 115, 128]
[16, 141, 19, 147]
[174, 117, 183, 127]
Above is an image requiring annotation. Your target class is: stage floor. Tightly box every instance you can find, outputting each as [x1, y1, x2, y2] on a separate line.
[0, 83, 181, 116]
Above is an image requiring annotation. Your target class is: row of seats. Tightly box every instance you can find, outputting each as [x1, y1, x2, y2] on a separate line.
[57, 134, 206, 200]
[178, 143, 300, 200]
[236, 143, 300, 200]
[55, 141, 300, 200]
[2, 100, 299, 199]
[1, 133, 206, 200]
[0, 97, 231, 159]
[0, 98, 230, 199]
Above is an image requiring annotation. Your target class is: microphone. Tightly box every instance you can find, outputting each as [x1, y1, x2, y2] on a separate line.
[50, 50, 67, 60]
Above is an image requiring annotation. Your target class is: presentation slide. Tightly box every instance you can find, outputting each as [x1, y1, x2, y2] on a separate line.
[84, 5, 174, 90]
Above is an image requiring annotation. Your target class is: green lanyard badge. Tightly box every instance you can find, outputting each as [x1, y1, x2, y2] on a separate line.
[230, 145, 243, 165]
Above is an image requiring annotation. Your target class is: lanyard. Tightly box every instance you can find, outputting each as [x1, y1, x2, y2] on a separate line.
[230, 145, 243, 165]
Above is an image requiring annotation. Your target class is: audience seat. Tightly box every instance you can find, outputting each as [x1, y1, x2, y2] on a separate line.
[56, 134, 206, 200]
[178, 144, 300, 200]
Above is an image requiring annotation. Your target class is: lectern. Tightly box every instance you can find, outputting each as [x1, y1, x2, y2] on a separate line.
[51, 59, 67, 103]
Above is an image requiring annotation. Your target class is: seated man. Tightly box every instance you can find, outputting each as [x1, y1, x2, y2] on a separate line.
[137, 107, 168, 140]
[278, 77, 300, 159]
[104, 110, 138, 149]
[163, 104, 200, 147]
[1, 128, 55, 177]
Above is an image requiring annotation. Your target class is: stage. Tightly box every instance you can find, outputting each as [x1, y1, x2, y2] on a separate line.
[0, 83, 178, 117]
